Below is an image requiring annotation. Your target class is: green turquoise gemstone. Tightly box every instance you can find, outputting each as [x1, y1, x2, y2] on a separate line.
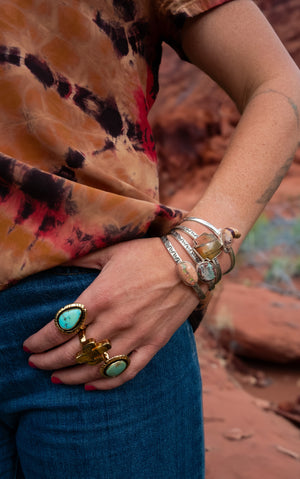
[57, 307, 83, 331]
[105, 360, 127, 377]
[197, 262, 216, 282]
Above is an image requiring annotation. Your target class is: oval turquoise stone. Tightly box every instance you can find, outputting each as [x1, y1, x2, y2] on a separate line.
[58, 307, 83, 331]
[105, 360, 127, 377]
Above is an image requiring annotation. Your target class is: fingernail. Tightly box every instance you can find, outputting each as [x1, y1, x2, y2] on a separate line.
[85, 384, 97, 391]
[51, 376, 63, 384]
[28, 361, 37, 369]
[23, 345, 32, 353]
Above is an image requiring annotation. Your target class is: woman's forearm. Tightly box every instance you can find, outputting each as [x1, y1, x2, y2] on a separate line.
[179, 0, 300, 271]
[188, 77, 300, 245]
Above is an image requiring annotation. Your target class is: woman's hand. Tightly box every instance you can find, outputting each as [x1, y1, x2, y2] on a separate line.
[23, 237, 200, 390]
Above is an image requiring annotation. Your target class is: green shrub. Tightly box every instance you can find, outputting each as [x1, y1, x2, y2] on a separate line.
[238, 214, 300, 283]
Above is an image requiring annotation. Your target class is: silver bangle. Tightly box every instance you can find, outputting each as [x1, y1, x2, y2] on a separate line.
[182, 217, 235, 274]
[173, 225, 199, 241]
[161, 236, 206, 300]
[161, 235, 182, 264]
[170, 230, 222, 290]
[224, 248, 235, 274]
[195, 259, 219, 291]
[183, 217, 221, 238]
[169, 230, 200, 264]
[213, 257, 222, 283]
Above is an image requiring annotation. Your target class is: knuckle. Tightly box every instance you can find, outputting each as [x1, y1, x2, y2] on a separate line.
[112, 313, 134, 331]
[51, 324, 73, 344]
[63, 348, 78, 364]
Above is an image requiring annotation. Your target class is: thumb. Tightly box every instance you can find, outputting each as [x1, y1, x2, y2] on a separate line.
[64, 245, 114, 270]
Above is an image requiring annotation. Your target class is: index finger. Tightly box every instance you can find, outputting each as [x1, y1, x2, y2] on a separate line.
[23, 302, 86, 353]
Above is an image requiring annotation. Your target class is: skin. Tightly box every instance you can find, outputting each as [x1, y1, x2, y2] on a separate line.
[23, 0, 300, 390]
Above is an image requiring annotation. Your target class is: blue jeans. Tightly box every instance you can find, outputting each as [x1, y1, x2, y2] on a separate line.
[0, 267, 205, 478]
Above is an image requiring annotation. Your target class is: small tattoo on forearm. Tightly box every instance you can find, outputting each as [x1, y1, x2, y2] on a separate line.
[256, 155, 294, 204]
[251, 89, 300, 129]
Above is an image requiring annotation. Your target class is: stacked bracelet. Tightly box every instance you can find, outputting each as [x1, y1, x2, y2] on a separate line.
[169, 230, 222, 291]
[161, 236, 206, 301]
[169, 230, 200, 264]
[174, 225, 222, 260]
[181, 217, 241, 274]
[160, 217, 240, 303]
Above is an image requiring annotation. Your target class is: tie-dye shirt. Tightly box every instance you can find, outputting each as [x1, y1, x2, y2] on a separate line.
[0, 0, 232, 289]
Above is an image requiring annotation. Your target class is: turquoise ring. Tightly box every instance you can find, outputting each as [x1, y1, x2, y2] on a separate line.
[99, 352, 130, 378]
[54, 303, 86, 334]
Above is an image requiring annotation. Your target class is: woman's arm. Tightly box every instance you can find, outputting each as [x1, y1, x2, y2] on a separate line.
[23, 0, 300, 389]
[180, 0, 300, 262]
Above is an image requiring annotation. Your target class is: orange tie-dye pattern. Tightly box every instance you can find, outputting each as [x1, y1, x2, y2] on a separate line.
[0, 0, 232, 289]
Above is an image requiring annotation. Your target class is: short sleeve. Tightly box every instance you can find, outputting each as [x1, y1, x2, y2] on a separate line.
[154, 0, 235, 60]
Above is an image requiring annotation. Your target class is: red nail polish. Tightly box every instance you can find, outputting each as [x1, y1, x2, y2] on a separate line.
[85, 384, 97, 391]
[28, 361, 37, 369]
[23, 345, 32, 353]
[51, 376, 63, 384]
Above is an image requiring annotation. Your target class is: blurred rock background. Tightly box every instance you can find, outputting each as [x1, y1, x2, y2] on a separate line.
[150, 1, 300, 477]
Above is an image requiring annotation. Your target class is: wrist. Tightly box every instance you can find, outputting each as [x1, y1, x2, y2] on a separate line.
[160, 216, 241, 306]
[175, 221, 233, 276]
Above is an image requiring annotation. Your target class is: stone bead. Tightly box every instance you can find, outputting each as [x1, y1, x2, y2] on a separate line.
[176, 261, 198, 286]
[194, 233, 222, 260]
[221, 229, 233, 248]
[104, 360, 128, 377]
[196, 261, 216, 283]
[221, 227, 241, 247]
[56, 305, 85, 333]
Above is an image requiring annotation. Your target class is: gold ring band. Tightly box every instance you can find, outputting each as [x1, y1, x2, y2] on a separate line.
[76, 328, 112, 365]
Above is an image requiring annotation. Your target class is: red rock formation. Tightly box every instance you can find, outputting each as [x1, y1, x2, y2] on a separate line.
[150, 0, 300, 203]
[205, 281, 300, 363]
